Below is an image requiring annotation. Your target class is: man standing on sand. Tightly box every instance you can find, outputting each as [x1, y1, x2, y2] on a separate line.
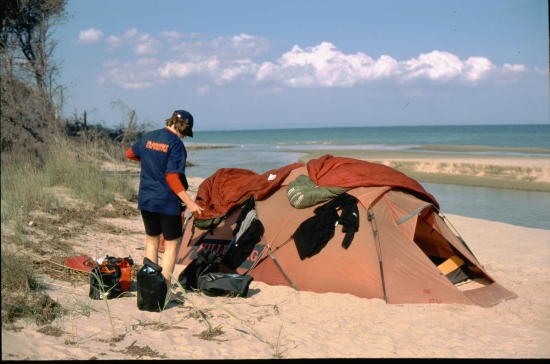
[125, 110, 203, 289]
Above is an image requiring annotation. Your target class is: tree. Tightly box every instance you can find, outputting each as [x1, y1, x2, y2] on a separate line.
[1, 0, 67, 152]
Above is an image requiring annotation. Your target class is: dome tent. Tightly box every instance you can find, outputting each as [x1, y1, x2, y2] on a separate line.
[176, 155, 517, 307]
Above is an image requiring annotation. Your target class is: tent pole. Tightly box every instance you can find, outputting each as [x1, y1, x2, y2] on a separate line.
[367, 207, 387, 304]
[246, 236, 271, 274]
[269, 250, 300, 291]
[434, 207, 482, 266]
[176, 229, 209, 265]
[175, 210, 193, 259]
[244, 196, 269, 274]
[246, 234, 292, 272]
[245, 197, 299, 290]
[246, 236, 300, 291]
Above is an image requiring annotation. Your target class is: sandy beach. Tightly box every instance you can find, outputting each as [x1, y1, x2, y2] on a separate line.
[2, 151, 550, 359]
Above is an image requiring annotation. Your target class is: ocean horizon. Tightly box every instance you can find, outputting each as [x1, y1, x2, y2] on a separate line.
[184, 123, 549, 177]
[189, 123, 550, 148]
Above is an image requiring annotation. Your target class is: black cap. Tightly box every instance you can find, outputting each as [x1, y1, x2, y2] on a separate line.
[172, 110, 194, 137]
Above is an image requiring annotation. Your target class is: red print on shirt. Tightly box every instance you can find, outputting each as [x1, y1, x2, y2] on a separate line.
[146, 141, 169, 153]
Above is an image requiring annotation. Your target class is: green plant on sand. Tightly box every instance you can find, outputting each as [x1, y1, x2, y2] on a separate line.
[168, 271, 286, 356]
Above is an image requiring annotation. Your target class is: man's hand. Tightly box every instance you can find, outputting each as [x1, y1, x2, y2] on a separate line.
[187, 200, 204, 215]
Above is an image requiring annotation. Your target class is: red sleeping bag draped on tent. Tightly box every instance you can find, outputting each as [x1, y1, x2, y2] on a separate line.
[195, 162, 303, 221]
[307, 154, 439, 208]
[194, 154, 438, 221]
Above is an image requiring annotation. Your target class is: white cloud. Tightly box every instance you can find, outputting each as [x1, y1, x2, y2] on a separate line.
[197, 84, 210, 95]
[257, 42, 399, 87]
[219, 59, 260, 82]
[98, 31, 527, 91]
[108, 66, 155, 90]
[136, 57, 159, 67]
[160, 30, 184, 43]
[401, 52, 497, 84]
[100, 30, 274, 88]
[106, 28, 160, 54]
[171, 33, 271, 60]
[77, 27, 104, 44]
[502, 63, 527, 73]
[403, 51, 464, 80]
[103, 59, 163, 90]
[157, 58, 218, 78]
[134, 34, 161, 55]
[228, 33, 271, 57]
[103, 59, 119, 68]
[492, 63, 529, 84]
[534, 67, 548, 75]
[463, 57, 494, 81]
[156, 56, 259, 85]
[256, 45, 502, 88]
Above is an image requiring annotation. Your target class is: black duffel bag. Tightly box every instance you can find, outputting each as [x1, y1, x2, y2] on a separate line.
[198, 272, 254, 297]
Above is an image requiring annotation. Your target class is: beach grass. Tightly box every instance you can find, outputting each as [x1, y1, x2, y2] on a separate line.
[0, 135, 138, 326]
[1, 247, 63, 326]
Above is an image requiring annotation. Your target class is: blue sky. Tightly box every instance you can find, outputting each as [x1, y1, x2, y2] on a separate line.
[55, 0, 548, 131]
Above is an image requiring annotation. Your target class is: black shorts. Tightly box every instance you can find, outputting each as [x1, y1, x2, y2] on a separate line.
[141, 210, 182, 241]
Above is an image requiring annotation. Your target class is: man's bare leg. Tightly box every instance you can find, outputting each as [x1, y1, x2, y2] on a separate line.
[145, 234, 161, 264]
[160, 238, 179, 289]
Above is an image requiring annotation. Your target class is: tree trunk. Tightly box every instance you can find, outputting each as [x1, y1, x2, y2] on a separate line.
[121, 110, 135, 145]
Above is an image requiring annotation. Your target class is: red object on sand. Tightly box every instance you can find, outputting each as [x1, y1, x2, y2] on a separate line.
[65, 255, 94, 272]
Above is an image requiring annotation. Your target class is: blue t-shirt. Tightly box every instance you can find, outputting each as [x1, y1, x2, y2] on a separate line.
[131, 127, 187, 215]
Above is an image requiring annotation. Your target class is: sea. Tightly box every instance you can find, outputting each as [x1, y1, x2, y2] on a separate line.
[183, 124, 550, 231]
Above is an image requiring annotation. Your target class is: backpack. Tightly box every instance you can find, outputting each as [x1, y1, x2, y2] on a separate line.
[222, 197, 265, 270]
[222, 219, 264, 270]
[178, 249, 222, 290]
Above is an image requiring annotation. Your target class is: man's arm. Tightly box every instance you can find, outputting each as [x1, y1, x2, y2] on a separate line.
[166, 173, 203, 215]
[125, 147, 140, 161]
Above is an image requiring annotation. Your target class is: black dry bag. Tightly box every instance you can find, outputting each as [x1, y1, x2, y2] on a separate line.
[89, 262, 123, 300]
[137, 257, 168, 312]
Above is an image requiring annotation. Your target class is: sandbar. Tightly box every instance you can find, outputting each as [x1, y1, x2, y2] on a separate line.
[291, 148, 550, 192]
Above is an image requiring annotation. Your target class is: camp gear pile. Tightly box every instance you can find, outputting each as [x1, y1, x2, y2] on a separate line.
[89, 256, 134, 300]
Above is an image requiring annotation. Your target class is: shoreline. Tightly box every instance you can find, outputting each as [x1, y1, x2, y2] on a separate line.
[409, 144, 550, 155]
[291, 149, 550, 192]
